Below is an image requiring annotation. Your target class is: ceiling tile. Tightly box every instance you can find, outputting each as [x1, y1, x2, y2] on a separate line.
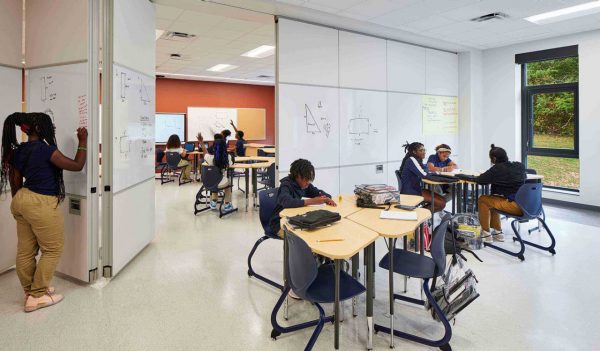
[206, 28, 247, 41]
[155, 4, 183, 20]
[344, 0, 418, 20]
[215, 17, 264, 32]
[156, 18, 173, 30]
[402, 15, 457, 32]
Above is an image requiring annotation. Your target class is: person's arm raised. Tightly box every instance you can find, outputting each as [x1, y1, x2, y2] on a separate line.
[50, 127, 87, 172]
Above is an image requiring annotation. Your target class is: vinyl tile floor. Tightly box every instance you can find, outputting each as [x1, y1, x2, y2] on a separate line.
[1, 181, 599, 350]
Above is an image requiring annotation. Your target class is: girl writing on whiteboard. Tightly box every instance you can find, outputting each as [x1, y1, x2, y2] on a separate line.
[165, 134, 192, 181]
[197, 133, 235, 212]
[1, 112, 87, 312]
[399, 141, 446, 212]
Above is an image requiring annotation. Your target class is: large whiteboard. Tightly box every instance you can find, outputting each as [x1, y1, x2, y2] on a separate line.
[112, 63, 156, 193]
[156, 113, 184, 143]
[278, 83, 339, 171]
[187, 107, 237, 141]
[27, 63, 89, 196]
[339, 89, 387, 165]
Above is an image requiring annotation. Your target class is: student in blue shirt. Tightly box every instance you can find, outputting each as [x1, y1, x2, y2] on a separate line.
[426, 144, 457, 172]
[229, 120, 246, 156]
[399, 142, 446, 212]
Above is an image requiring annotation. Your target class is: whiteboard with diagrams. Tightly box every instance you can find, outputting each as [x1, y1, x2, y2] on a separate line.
[186, 107, 237, 141]
[339, 89, 387, 165]
[27, 63, 89, 196]
[112, 63, 155, 193]
[278, 83, 339, 171]
[156, 113, 185, 143]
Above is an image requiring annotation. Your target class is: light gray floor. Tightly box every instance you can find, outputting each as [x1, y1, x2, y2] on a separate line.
[1, 181, 599, 350]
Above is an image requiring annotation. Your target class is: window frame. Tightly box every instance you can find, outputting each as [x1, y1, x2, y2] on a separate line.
[518, 46, 579, 191]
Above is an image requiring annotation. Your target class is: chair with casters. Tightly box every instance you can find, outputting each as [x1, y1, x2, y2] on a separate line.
[161, 152, 192, 186]
[524, 168, 546, 233]
[194, 165, 237, 218]
[247, 188, 283, 290]
[270, 228, 366, 350]
[258, 163, 276, 190]
[155, 149, 166, 180]
[375, 216, 454, 351]
[484, 183, 556, 261]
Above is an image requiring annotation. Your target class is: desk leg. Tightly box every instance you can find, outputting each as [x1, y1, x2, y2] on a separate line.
[252, 168, 258, 209]
[245, 169, 249, 212]
[334, 259, 341, 350]
[451, 183, 456, 215]
[366, 243, 374, 351]
[352, 254, 359, 317]
[463, 183, 468, 213]
[388, 238, 395, 348]
[403, 236, 408, 293]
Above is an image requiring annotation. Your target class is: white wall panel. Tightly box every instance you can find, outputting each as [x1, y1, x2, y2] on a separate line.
[339, 31, 386, 90]
[426, 49, 458, 96]
[0, 0, 22, 67]
[340, 164, 388, 195]
[387, 41, 426, 94]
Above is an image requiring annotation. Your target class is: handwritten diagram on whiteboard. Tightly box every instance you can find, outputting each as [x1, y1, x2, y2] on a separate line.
[186, 107, 237, 141]
[422, 95, 458, 136]
[112, 64, 156, 193]
[27, 63, 89, 196]
[303, 101, 332, 137]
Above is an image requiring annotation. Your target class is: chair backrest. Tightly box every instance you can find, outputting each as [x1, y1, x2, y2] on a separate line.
[430, 216, 451, 273]
[259, 188, 278, 235]
[165, 152, 181, 167]
[200, 165, 223, 191]
[394, 170, 403, 193]
[284, 228, 318, 300]
[266, 163, 276, 188]
[526, 168, 537, 175]
[257, 148, 267, 157]
[514, 183, 543, 219]
[156, 149, 165, 165]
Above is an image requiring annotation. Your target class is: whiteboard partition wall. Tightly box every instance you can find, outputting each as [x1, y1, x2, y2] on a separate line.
[0, 66, 22, 274]
[277, 18, 459, 194]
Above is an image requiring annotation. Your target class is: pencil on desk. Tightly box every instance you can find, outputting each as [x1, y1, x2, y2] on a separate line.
[317, 239, 344, 243]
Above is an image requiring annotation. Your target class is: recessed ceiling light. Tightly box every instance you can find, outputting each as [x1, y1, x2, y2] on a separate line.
[207, 64, 239, 72]
[241, 45, 275, 58]
[525, 1, 600, 24]
[155, 29, 165, 40]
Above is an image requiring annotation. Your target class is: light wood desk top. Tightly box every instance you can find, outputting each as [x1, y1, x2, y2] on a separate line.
[340, 193, 424, 207]
[280, 200, 362, 219]
[438, 170, 544, 183]
[260, 147, 276, 153]
[245, 143, 268, 148]
[231, 160, 273, 169]
[347, 207, 431, 238]
[282, 218, 378, 260]
[235, 156, 275, 162]
[423, 178, 454, 186]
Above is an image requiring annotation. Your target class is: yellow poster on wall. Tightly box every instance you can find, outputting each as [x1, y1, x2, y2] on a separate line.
[422, 95, 458, 136]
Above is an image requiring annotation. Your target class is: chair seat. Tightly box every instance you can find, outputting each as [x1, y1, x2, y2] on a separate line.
[304, 264, 366, 304]
[378, 249, 440, 279]
[492, 209, 533, 221]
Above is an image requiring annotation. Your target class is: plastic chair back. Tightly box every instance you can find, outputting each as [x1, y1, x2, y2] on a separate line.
[430, 216, 451, 273]
[395, 170, 403, 193]
[257, 149, 267, 157]
[259, 188, 278, 236]
[201, 166, 223, 192]
[285, 229, 318, 300]
[515, 183, 543, 219]
[526, 168, 537, 175]
[165, 152, 181, 168]
[156, 149, 165, 165]
[266, 163, 276, 188]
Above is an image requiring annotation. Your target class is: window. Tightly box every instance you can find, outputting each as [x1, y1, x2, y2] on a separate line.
[517, 46, 579, 191]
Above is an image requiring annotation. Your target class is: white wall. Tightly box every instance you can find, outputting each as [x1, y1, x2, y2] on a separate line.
[479, 29, 600, 207]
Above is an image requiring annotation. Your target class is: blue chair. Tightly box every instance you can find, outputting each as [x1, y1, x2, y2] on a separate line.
[485, 183, 556, 261]
[375, 217, 453, 351]
[272, 228, 366, 350]
[247, 188, 283, 290]
[155, 149, 166, 180]
[395, 169, 403, 193]
[258, 163, 276, 190]
[194, 165, 237, 218]
[525, 168, 546, 234]
[161, 152, 192, 186]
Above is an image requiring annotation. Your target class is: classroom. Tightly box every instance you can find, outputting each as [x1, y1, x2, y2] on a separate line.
[1, 0, 599, 350]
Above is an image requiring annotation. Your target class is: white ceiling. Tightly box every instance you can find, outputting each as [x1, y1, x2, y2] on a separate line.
[155, 2, 275, 85]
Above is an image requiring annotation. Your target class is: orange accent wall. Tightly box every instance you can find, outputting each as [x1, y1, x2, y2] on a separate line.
[156, 78, 275, 145]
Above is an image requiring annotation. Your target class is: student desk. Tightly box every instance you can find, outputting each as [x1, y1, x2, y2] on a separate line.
[346, 207, 431, 348]
[186, 151, 203, 179]
[230, 159, 274, 211]
[244, 143, 268, 156]
[279, 195, 362, 218]
[276, 218, 378, 350]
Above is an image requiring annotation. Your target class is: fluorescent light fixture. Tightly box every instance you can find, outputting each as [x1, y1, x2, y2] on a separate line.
[207, 64, 239, 72]
[241, 45, 275, 58]
[155, 29, 165, 40]
[155, 72, 274, 85]
[525, 1, 600, 24]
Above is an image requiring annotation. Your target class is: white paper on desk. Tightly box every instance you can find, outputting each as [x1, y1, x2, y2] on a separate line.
[302, 197, 326, 207]
[379, 211, 417, 221]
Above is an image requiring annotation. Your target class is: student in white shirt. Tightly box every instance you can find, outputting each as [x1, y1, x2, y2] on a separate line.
[197, 133, 235, 211]
[165, 134, 191, 181]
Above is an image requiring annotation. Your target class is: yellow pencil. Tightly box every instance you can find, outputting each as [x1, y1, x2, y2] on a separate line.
[317, 239, 344, 243]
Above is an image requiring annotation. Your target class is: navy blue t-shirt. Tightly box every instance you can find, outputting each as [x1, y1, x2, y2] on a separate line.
[236, 138, 246, 156]
[12, 141, 59, 196]
[427, 154, 452, 168]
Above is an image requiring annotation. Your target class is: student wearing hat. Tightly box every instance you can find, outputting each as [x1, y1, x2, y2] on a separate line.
[427, 144, 457, 173]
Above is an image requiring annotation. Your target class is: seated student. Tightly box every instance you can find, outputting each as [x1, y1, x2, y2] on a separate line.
[476, 144, 526, 243]
[229, 120, 246, 156]
[399, 142, 446, 212]
[165, 134, 191, 181]
[427, 144, 457, 172]
[197, 133, 235, 212]
[268, 158, 337, 236]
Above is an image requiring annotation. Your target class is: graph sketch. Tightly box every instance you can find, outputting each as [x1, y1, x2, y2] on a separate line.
[119, 131, 131, 159]
[348, 106, 379, 145]
[139, 77, 151, 104]
[303, 100, 331, 137]
[40, 76, 56, 102]
[119, 71, 131, 101]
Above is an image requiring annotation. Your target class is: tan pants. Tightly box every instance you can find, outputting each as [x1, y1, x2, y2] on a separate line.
[210, 179, 232, 203]
[478, 195, 523, 232]
[178, 159, 191, 180]
[10, 188, 64, 298]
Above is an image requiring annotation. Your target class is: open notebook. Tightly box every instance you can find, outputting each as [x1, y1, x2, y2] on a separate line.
[379, 211, 418, 221]
[301, 197, 326, 207]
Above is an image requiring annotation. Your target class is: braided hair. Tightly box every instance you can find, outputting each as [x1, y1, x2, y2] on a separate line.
[289, 159, 315, 182]
[399, 141, 424, 176]
[1, 112, 65, 203]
